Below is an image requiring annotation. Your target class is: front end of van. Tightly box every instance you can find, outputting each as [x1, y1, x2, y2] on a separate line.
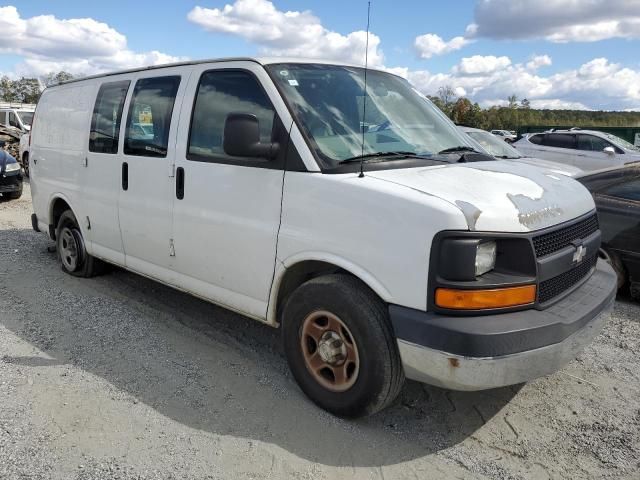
[391, 210, 615, 390]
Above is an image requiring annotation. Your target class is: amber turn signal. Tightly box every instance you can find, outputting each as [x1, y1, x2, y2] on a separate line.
[435, 285, 537, 310]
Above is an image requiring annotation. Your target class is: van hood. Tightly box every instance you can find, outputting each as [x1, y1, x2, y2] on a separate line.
[367, 161, 595, 232]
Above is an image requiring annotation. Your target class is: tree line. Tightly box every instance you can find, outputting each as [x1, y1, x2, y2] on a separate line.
[0, 72, 74, 104]
[428, 86, 640, 131]
[2, 74, 639, 130]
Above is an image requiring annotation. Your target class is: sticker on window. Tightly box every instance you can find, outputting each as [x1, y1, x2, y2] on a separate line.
[288, 79, 299, 86]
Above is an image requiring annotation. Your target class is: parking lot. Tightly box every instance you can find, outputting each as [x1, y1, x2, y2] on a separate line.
[0, 182, 639, 480]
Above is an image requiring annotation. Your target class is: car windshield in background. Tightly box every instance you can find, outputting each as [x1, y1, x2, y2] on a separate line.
[467, 130, 522, 159]
[602, 132, 640, 152]
[267, 64, 472, 166]
[19, 112, 34, 126]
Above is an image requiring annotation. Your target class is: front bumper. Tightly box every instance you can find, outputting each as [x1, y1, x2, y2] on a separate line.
[0, 170, 23, 193]
[391, 259, 616, 391]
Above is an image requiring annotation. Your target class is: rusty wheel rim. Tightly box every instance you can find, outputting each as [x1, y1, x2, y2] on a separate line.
[300, 310, 360, 392]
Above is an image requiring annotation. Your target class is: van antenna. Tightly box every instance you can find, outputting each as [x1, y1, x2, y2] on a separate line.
[358, 1, 371, 178]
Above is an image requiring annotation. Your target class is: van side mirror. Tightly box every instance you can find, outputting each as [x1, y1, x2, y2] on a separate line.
[223, 113, 279, 159]
[603, 146, 616, 156]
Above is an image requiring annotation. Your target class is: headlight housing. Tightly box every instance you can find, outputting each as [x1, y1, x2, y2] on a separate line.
[4, 162, 21, 173]
[475, 241, 496, 277]
[430, 234, 537, 312]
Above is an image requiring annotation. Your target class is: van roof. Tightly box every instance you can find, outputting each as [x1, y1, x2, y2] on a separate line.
[50, 57, 391, 88]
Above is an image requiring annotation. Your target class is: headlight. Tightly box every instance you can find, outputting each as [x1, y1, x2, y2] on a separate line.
[475, 241, 496, 276]
[4, 162, 21, 173]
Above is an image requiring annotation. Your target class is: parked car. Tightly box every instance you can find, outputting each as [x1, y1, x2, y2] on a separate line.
[0, 103, 36, 133]
[0, 140, 24, 200]
[460, 126, 583, 177]
[577, 165, 640, 299]
[19, 132, 30, 177]
[29, 58, 616, 417]
[491, 129, 517, 142]
[514, 128, 640, 171]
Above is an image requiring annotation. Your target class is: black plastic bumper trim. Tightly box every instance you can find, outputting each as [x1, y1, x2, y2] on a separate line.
[390, 259, 616, 358]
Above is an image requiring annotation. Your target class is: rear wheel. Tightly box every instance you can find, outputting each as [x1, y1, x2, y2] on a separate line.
[282, 274, 404, 417]
[56, 210, 105, 277]
[21, 153, 29, 178]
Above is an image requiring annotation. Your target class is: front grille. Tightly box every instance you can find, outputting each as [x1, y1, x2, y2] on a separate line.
[538, 254, 597, 304]
[532, 214, 599, 258]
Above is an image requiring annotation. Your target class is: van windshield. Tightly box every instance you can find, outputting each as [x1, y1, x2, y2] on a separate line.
[18, 111, 34, 126]
[267, 64, 473, 167]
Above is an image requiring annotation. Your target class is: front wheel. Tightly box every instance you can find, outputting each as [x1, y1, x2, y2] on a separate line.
[282, 274, 404, 417]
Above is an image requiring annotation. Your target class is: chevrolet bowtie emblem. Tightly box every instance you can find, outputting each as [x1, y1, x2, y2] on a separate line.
[572, 244, 587, 264]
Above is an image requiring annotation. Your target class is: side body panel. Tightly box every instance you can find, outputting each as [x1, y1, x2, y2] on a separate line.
[29, 83, 94, 238]
[276, 172, 468, 313]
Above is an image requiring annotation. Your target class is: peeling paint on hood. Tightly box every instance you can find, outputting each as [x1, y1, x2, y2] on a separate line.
[368, 161, 595, 232]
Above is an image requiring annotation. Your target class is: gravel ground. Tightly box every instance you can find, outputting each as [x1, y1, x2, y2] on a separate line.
[1, 182, 639, 479]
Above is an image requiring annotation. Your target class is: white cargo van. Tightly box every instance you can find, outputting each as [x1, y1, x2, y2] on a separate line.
[0, 103, 36, 132]
[30, 58, 616, 417]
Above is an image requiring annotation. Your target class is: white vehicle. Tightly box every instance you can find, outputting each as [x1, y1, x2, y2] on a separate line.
[19, 132, 30, 177]
[460, 126, 583, 177]
[514, 128, 640, 171]
[490, 129, 516, 142]
[29, 58, 616, 417]
[0, 103, 36, 132]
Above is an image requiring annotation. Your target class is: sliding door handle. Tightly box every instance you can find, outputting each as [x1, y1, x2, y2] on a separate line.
[122, 162, 128, 191]
[176, 167, 184, 200]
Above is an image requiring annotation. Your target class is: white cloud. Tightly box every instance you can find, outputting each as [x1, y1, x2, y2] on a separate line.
[413, 34, 470, 59]
[453, 55, 511, 75]
[469, 0, 640, 43]
[404, 56, 640, 111]
[188, 0, 383, 66]
[0, 5, 185, 77]
[526, 55, 552, 70]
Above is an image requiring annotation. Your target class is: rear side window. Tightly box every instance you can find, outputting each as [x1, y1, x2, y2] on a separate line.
[124, 76, 180, 158]
[89, 81, 130, 154]
[187, 70, 275, 162]
[528, 134, 544, 145]
[601, 178, 640, 201]
[544, 134, 576, 149]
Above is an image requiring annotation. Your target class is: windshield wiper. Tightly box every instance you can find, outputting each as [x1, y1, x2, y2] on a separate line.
[438, 146, 480, 154]
[494, 155, 520, 159]
[339, 151, 420, 164]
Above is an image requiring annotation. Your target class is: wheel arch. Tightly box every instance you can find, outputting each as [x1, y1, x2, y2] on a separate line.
[267, 253, 393, 326]
[48, 194, 75, 240]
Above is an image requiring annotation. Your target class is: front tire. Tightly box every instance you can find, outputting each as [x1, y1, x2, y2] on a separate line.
[282, 274, 404, 417]
[56, 210, 104, 277]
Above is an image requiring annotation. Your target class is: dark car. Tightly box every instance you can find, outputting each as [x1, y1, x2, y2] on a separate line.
[0, 140, 23, 200]
[577, 165, 640, 299]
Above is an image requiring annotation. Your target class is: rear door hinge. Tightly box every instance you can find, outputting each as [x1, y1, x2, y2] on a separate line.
[169, 239, 175, 257]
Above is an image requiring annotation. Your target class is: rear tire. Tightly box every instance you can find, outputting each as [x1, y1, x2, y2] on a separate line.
[282, 274, 405, 417]
[22, 153, 29, 178]
[55, 210, 105, 277]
